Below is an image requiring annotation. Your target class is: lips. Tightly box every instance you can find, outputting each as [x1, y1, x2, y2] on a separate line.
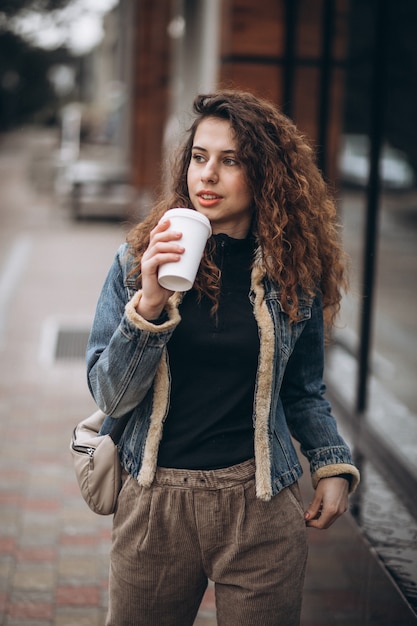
[196, 190, 223, 207]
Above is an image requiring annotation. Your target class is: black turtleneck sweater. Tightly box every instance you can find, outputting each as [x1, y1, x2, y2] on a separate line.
[157, 233, 260, 470]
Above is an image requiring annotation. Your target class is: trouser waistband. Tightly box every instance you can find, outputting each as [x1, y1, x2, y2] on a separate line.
[154, 458, 255, 490]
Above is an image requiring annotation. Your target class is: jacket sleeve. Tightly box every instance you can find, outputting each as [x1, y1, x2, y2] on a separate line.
[86, 246, 181, 417]
[280, 294, 360, 493]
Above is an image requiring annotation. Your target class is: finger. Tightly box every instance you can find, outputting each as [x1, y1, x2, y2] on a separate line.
[304, 495, 323, 523]
[306, 508, 335, 530]
[305, 498, 347, 529]
[142, 222, 185, 263]
[154, 217, 183, 239]
[141, 243, 185, 273]
[307, 509, 342, 530]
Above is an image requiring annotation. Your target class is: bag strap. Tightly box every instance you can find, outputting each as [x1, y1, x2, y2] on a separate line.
[109, 410, 133, 446]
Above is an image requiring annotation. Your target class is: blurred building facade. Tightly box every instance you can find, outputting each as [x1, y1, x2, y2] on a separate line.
[129, 0, 349, 194]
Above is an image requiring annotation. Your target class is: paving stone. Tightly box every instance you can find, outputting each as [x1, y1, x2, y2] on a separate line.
[55, 607, 104, 626]
[7, 601, 53, 621]
[58, 556, 98, 581]
[12, 566, 55, 592]
[55, 585, 101, 607]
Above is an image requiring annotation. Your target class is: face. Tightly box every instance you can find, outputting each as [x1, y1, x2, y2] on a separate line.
[187, 117, 253, 238]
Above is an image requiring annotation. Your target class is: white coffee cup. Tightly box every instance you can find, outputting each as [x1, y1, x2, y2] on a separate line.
[158, 208, 212, 291]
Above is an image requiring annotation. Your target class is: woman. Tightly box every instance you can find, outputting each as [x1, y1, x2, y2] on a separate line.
[87, 90, 360, 626]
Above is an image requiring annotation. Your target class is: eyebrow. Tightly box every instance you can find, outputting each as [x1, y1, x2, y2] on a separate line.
[192, 145, 236, 154]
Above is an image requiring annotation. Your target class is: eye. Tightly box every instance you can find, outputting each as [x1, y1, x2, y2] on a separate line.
[192, 153, 205, 163]
[224, 157, 238, 166]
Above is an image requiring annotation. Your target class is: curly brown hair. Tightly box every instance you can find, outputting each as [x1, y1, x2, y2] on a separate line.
[127, 90, 348, 329]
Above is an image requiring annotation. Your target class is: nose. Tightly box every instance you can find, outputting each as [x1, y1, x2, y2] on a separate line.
[201, 159, 218, 183]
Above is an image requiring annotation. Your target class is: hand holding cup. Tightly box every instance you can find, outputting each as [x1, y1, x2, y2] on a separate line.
[157, 208, 212, 291]
[137, 208, 211, 320]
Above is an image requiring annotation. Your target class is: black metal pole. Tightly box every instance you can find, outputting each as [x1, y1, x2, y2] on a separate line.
[356, 0, 388, 413]
[317, 0, 335, 177]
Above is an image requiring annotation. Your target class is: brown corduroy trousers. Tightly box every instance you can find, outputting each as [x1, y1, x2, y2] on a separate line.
[106, 459, 308, 626]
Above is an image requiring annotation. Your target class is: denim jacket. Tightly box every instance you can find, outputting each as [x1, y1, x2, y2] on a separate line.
[86, 243, 360, 501]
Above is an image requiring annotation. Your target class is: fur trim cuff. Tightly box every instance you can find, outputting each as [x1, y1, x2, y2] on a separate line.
[312, 463, 360, 494]
[125, 290, 181, 331]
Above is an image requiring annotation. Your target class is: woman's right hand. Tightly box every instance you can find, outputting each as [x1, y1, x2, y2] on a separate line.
[136, 218, 184, 320]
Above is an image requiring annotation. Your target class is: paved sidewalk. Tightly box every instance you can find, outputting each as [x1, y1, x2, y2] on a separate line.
[0, 128, 414, 626]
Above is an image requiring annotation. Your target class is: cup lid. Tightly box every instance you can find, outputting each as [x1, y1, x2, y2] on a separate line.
[164, 208, 212, 233]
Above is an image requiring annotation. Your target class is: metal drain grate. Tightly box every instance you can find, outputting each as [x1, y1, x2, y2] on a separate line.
[54, 328, 90, 360]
